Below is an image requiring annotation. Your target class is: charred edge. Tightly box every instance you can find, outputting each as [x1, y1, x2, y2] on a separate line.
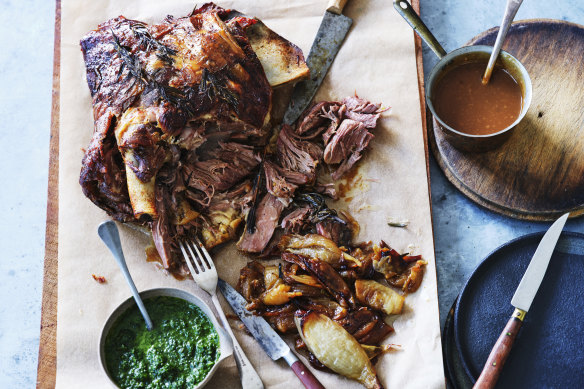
[294, 192, 346, 225]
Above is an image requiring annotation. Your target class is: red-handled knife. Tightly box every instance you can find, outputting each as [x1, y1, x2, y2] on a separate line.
[473, 213, 570, 388]
[218, 279, 325, 389]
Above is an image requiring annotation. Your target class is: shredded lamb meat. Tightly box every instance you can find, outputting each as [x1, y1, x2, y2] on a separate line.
[79, 3, 385, 273]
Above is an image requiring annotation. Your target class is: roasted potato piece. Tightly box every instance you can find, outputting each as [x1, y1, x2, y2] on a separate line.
[355, 279, 404, 315]
[295, 312, 382, 389]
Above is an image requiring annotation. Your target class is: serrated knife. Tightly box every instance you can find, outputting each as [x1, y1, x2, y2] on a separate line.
[474, 213, 570, 388]
[218, 279, 325, 389]
[282, 0, 353, 126]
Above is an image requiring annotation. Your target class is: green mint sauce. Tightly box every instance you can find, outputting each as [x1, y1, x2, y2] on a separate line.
[105, 296, 220, 389]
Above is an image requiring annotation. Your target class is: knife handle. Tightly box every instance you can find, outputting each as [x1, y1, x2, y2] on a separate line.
[327, 0, 348, 15]
[473, 308, 525, 389]
[283, 351, 325, 389]
[290, 361, 326, 389]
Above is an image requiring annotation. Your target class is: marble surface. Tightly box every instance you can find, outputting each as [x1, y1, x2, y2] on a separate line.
[0, 0, 55, 387]
[419, 0, 584, 328]
[1, 0, 583, 387]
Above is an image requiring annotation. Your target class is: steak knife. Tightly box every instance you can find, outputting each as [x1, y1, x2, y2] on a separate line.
[218, 279, 325, 389]
[282, 0, 353, 125]
[474, 213, 570, 388]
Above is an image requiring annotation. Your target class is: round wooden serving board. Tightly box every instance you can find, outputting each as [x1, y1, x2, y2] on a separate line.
[429, 20, 584, 221]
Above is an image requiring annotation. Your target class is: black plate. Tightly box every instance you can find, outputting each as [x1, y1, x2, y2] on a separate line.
[443, 296, 472, 389]
[453, 231, 584, 388]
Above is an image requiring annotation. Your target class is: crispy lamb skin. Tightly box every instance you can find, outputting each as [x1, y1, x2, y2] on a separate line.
[80, 4, 272, 269]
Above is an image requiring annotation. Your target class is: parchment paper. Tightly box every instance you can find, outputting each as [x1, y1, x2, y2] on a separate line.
[57, 1, 445, 387]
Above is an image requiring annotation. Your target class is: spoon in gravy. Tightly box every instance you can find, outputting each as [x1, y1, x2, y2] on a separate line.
[482, 0, 524, 85]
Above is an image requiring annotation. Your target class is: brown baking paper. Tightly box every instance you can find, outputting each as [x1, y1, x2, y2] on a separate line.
[57, 1, 445, 387]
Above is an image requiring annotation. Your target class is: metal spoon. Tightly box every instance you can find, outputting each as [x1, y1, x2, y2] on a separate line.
[482, 0, 524, 84]
[98, 220, 153, 330]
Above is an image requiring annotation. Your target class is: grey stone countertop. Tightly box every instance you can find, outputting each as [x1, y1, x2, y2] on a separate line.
[1, 0, 583, 387]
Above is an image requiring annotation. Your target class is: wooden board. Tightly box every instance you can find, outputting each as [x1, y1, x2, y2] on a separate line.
[36, 0, 428, 387]
[429, 20, 584, 221]
[37, 0, 60, 387]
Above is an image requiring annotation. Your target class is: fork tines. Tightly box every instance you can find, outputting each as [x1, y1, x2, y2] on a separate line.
[179, 238, 214, 275]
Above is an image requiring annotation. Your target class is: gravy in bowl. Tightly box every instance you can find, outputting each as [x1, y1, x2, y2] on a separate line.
[432, 61, 523, 135]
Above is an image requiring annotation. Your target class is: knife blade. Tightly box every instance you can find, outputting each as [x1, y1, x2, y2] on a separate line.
[282, 0, 353, 126]
[474, 213, 570, 389]
[510, 214, 569, 312]
[218, 279, 325, 389]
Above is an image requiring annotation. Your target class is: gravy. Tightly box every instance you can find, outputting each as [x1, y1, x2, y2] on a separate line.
[432, 61, 523, 135]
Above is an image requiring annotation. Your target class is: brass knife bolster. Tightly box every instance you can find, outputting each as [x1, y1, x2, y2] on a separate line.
[512, 307, 526, 321]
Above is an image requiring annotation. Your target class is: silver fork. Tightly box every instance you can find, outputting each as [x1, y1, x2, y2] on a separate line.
[179, 238, 264, 389]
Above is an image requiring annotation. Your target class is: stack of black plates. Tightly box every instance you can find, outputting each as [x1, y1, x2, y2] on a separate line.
[442, 232, 584, 388]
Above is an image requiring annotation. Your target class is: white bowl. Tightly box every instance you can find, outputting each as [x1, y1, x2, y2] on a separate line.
[98, 288, 233, 388]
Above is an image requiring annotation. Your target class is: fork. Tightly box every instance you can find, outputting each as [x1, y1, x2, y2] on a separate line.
[179, 238, 264, 389]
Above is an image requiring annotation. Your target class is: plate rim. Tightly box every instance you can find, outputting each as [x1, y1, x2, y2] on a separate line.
[452, 230, 584, 383]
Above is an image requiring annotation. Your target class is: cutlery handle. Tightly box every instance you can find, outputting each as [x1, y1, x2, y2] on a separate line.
[98, 220, 153, 330]
[474, 308, 525, 389]
[283, 350, 325, 389]
[327, 0, 348, 14]
[211, 294, 264, 389]
[482, 0, 524, 83]
[393, 0, 447, 59]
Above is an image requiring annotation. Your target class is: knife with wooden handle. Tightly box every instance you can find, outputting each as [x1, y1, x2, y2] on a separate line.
[218, 279, 325, 389]
[473, 213, 570, 388]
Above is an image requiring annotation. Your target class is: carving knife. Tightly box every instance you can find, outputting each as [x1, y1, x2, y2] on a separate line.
[474, 213, 570, 388]
[218, 279, 325, 389]
[282, 0, 353, 125]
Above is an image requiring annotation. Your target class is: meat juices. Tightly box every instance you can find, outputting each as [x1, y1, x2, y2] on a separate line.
[432, 61, 523, 135]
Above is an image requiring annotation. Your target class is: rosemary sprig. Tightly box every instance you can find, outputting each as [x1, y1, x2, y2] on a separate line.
[130, 22, 177, 66]
[199, 68, 239, 112]
[110, 28, 239, 115]
[111, 30, 144, 83]
[294, 192, 346, 225]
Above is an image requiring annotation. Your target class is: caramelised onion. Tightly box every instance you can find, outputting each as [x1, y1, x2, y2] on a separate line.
[361, 343, 397, 360]
[355, 279, 404, 315]
[279, 234, 343, 265]
[261, 284, 302, 305]
[260, 265, 302, 305]
[295, 311, 382, 389]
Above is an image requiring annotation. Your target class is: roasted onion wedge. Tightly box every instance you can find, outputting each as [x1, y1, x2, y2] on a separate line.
[283, 253, 356, 308]
[279, 234, 343, 265]
[295, 311, 383, 389]
[261, 284, 302, 305]
[355, 279, 404, 315]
